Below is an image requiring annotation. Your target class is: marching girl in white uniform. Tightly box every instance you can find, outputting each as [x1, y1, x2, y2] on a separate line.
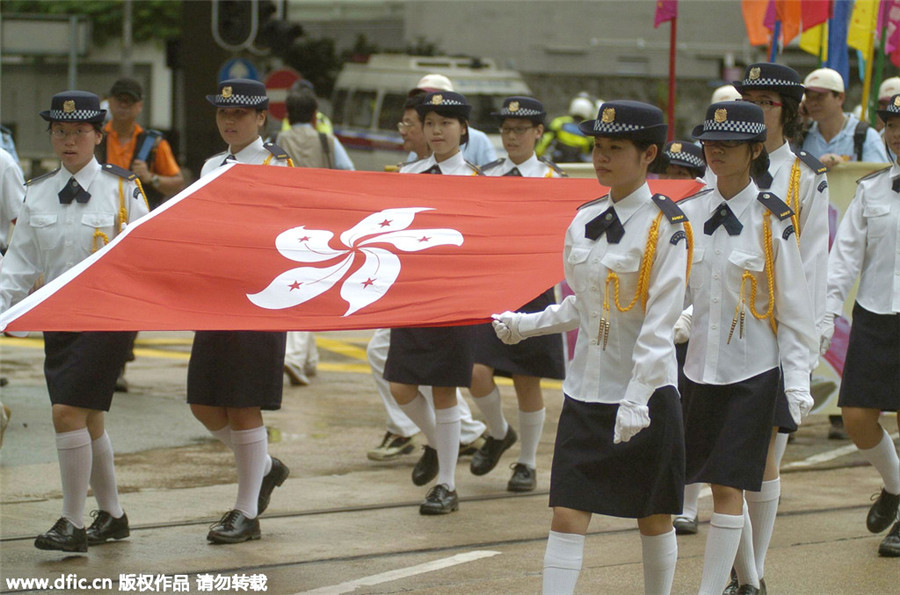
[0, 91, 148, 552]
[821, 94, 900, 558]
[493, 100, 691, 594]
[386, 91, 482, 515]
[679, 101, 817, 594]
[469, 96, 566, 492]
[189, 79, 292, 544]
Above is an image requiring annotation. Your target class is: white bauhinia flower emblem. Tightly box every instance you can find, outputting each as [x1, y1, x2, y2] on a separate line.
[247, 208, 464, 316]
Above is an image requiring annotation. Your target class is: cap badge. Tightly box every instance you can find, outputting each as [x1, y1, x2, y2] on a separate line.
[670, 142, 682, 153]
[894, 96, 900, 108]
[222, 86, 233, 98]
[749, 67, 761, 81]
[601, 107, 615, 123]
[63, 100, 75, 114]
[508, 101, 520, 112]
[432, 94, 443, 105]
[714, 108, 727, 123]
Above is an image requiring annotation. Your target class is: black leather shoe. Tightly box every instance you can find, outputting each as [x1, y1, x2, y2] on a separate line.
[258, 457, 290, 515]
[470, 427, 517, 476]
[419, 484, 459, 515]
[34, 517, 87, 552]
[673, 515, 699, 535]
[507, 463, 536, 492]
[86, 510, 129, 545]
[722, 569, 738, 595]
[207, 510, 261, 544]
[736, 586, 760, 595]
[879, 521, 900, 557]
[866, 488, 900, 533]
[412, 446, 438, 486]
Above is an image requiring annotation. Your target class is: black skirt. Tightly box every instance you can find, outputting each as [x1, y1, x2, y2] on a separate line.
[772, 384, 797, 434]
[682, 367, 780, 492]
[549, 387, 685, 519]
[838, 303, 900, 411]
[43, 331, 136, 411]
[384, 325, 476, 387]
[187, 331, 286, 410]
[473, 289, 565, 380]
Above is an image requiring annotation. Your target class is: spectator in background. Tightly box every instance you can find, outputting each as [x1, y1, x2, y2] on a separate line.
[535, 93, 595, 163]
[396, 94, 430, 164]
[801, 68, 888, 167]
[875, 77, 900, 133]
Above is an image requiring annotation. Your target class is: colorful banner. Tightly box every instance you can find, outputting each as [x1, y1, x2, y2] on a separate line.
[654, 0, 678, 27]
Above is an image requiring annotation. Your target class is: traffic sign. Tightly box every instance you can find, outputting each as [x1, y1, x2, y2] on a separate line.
[264, 67, 302, 120]
[218, 58, 259, 83]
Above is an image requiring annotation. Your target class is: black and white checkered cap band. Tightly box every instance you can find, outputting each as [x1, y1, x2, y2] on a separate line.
[666, 151, 704, 168]
[702, 119, 765, 135]
[593, 121, 643, 134]
[741, 78, 803, 90]
[498, 107, 543, 117]
[434, 98, 466, 106]
[216, 94, 267, 106]
[47, 109, 103, 120]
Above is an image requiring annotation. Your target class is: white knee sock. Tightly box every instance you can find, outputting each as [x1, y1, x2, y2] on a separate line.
[682, 483, 702, 519]
[399, 395, 437, 447]
[698, 512, 744, 595]
[733, 501, 759, 589]
[56, 428, 92, 528]
[543, 530, 584, 595]
[641, 529, 677, 595]
[858, 428, 900, 495]
[212, 425, 272, 476]
[745, 477, 780, 580]
[434, 406, 460, 490]
[517, 408, 546, 469]
[90, 432, 123, 518]
[772, 432, 789, 469]
[231, 426, 268, 518]
[474, 386, 508, 439]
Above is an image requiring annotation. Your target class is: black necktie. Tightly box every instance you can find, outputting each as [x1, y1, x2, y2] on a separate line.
[420, 164, 442, 175]
[503, 167, 522, 177]
[704, 203, 743, 236]
[585, 207, 625, 243]
[756, 170, 774, 190]
[220, 154, 236, 166]
[58, 177, 91, 204]
[893, 177, 900, 192]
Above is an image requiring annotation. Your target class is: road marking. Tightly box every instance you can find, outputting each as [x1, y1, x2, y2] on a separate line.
[783, 431, 899, 470]
[295, 550, 501, 594]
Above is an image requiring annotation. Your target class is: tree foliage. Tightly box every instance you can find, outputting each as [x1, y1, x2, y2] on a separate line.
[1, 1, 181, 46]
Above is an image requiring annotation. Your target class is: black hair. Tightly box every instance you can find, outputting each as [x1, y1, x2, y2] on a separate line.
[404, 95, 426, 111]
[286, 89, 317, 124]
[632, 138, 666, 172]
[750, 144, 770, 185]
[780, 95, 803, 141]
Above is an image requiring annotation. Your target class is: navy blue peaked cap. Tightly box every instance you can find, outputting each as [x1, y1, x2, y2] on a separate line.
[206, 78, 269, 109]
[40, 91, 106, 123]
[578, 100, 667, 144]
[491, 96, 546, 122]
[692, 101, 767, 142]
[416, 91, 472, 119]
[664, 141, 706, 172]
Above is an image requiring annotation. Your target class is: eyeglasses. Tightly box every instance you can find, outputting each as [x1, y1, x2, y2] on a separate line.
[700, 140, 744, 149]
[738, 98, 782, 109]
[397, 121, 418, 131]
[50, 128, 94, 139]
[498, 126, 535, 136]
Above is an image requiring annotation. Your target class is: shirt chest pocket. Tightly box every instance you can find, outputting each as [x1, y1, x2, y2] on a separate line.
[600, 250, 642, 302]
[28, 213, 61, 251]
[80, 213, 117, 250]
[726, 249, 765, 294]
[688, 248, 706, 293]
[565, 246, 594, 293]
[863, 204, 892, 239]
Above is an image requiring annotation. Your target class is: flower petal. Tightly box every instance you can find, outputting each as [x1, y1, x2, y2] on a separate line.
[340, 208, 432, 246]
[275, 226, 346, 263]
[340, 248, 400, 316]
[359, 228, 464, 252]
[247, 255, 354, 310]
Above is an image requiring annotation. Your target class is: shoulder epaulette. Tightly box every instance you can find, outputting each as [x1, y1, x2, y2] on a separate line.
[538, 156, 567, 177]
[26, 168, 60, 186]
[794, 150, 827, 175]
[856, 165, 891, 184]
[262, 141, 290, 161]
[650, 193, 688, 224]
[756, 191, 794, 221]
[480, 158, 505, 172]
[101, 163, 138, 181]
[465, 161, 484, 176]
[577, 195, 609, 211]
[678, 187, 714, 204]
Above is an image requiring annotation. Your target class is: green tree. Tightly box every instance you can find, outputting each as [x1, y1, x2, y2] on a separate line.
[1, 1, 181, 46]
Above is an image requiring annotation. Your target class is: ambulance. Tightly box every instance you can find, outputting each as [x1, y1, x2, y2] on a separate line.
[330, 54, 532, 171]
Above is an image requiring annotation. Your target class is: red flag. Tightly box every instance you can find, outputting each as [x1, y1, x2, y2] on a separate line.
[0, 166, 703, 332]
[654, 0, 678, 27]
[801, 0, 833, 31]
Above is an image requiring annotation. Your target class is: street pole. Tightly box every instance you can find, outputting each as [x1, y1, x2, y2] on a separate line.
[123, 0, 134, 77]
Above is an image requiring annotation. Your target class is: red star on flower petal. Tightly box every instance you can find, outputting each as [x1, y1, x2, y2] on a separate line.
[289, 281, 301, 291]
[418, 236, 431, 242]
[362, 278, 376, 288]
[298, 236, 310, 242]
[379, 219, 392, 227]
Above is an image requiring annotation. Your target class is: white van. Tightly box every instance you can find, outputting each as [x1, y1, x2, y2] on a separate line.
[331, 54, 532, 171]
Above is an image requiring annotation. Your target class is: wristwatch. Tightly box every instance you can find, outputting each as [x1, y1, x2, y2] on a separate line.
[150, 174, 160, 188]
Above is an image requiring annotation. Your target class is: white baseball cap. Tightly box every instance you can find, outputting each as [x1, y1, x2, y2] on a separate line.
[804, 68, 845, 93]
[878, 76, 900, 100]
[711, 84, 741, 103]
[412, 74, 454, 93]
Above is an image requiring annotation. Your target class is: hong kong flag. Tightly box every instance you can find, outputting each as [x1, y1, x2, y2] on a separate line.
[0, 165, 703, 332]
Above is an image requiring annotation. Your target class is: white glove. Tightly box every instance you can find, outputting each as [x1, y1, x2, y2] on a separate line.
[785, 388, 814, 425]
[613, 400, 651, 444]
[492, 311, 525, 345]
[819, 312, 836, 356]
[674, 310, 692, 344]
